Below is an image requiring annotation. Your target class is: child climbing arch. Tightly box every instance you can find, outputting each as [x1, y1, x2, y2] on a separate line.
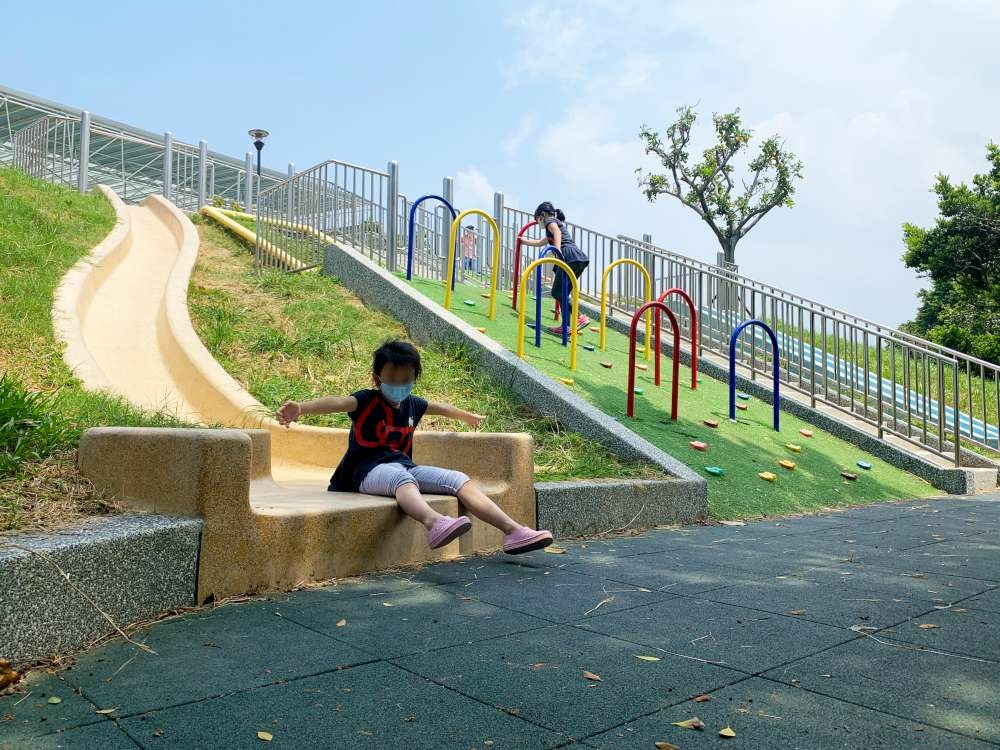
[729, 319, 781, 431]
[627, 301, 681, 420]
[406, 194, 457, 282]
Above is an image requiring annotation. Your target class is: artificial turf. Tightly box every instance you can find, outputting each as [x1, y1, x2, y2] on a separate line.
[407, 276, 938, 519]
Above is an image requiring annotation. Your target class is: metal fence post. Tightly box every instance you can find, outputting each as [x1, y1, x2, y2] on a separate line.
[77, 111, 90, 193]
[441, 176, 454, 279]
[197, 140, 208, 208]
[953, 360, 962, 466]
[386, 160, 399, 272]
[286, 162, 295, 218]
[162, 131, 173, 200]
[208, 162, 215, 201]
[244, 152, 253, 211]
[493, 190, 505, 286]
[875, 336, 884, 438]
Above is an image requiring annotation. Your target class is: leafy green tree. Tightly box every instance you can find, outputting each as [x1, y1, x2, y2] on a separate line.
[637, 105, 803, 266]
[901, 143, 1000, 363]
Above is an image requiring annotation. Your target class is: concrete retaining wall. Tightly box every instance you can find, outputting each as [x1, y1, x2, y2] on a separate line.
[0, 515, 202, 669]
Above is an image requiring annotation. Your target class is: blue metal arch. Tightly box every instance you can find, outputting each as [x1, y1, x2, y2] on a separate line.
[729, 319, 781, 431]
[406, 194, 458, 282]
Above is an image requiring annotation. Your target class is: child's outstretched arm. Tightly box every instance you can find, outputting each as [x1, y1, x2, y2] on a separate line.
[425, 402, 485, 429]
[276, 396, 358, 427]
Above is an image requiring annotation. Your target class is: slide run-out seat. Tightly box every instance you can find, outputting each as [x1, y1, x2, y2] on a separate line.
[79, 426, 535, 604]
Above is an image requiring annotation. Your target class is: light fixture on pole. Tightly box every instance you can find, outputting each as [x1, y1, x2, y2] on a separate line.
[248, 129, 269, 176]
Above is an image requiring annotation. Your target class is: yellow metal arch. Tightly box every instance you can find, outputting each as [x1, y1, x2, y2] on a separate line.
[517, 257, 580, 371]
[600, 259, 652, 360]
[444, 209, 500, 320]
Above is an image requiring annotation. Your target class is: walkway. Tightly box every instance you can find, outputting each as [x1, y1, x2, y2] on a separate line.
[2, 496, 999, 748]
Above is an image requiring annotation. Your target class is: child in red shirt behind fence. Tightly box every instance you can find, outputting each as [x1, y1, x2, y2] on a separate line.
[276, 340, 554, 554]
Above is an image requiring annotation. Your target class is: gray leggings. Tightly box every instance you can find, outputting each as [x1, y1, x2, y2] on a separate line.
[359, 462, 471, 498]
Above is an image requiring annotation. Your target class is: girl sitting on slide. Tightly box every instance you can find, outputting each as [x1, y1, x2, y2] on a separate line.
[276, 340, 554, 554]
[518, 201, 591, 335]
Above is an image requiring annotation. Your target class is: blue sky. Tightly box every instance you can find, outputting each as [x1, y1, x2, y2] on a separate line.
[4, 0, 998, 326]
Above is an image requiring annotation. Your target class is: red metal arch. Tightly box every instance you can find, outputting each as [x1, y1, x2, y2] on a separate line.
[628, 301, 681, 420]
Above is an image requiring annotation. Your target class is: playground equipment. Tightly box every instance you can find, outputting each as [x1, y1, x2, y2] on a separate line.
[655, 288, 698, 390]
[600, 259, 652, 360]
[531, 246, 571, 348]
[517, 257, 580, 370]
[511, 219, 537, 311]
[729, 320, 780, 431]
[800, 429, 813, 438]
[444, 209, 500, 319]
[704, 419, 719, 428]
[407, 195, 457, 282]
[627, 301, 681, 419]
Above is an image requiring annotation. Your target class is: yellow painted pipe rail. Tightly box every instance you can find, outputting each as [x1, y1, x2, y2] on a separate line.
[199, 206, 307, 271]
[601, 258, 652, 360]
[517, 257, 580, 371]
[444, 209, 500, 320]
[215, 208, 338, 245]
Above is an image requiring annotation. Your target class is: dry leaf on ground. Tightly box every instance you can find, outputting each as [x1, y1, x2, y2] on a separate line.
[672, 717, 705, 730]
[257, 731, 273, 741]
[719, 725, 737, 738]
[918, 623, 939, 629]
[634, 655, 662, 662]
[693, 694, 712, 702]
[336, 619, 347, 627]
[544, 546, 567, 554]
[787, 609, 806, 616]
[582, 670, 602, 681]
[654, 742, 680, 750]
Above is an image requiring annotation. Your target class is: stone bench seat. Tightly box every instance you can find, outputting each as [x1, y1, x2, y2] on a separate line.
[79, 426, 534, 604]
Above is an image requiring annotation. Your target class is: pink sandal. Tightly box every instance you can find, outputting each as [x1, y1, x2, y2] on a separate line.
[428, 515, 472, 549]
[503, 526, 554, 554]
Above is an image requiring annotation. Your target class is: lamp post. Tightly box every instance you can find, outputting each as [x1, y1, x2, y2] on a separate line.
[248, 129, 269, 177]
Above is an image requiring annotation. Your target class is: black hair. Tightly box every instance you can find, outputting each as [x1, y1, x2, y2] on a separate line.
[534, 201, 566, 222]
[372, 340, 422, 382]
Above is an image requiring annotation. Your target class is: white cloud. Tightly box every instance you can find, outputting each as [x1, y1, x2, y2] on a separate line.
[500, 0, 1000, 326]
[502, 114, 538, 156]
[454, 167, 499, 211]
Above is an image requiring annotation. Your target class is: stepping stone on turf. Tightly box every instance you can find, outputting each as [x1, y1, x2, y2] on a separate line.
[737, 392, 751, 400]
[590, 325, 600, 333]
[799, 428, 814, 438]
[636, 363, 648, 371]
[705, 466, 724, 476]
[464, 299, 476, 306]
[583, 343, 595, 351]
[480, 293, 491, 299]
[857, 460, 872, 470]
[690, 440, 708, 451]
[475, 327, 487, 333]
[601, 361, 614, 369]
[736, 403, 748, 411]
[841, 471, 858, 481]
[758, 471, 777, 482]
[703, 419, 720, 428]
[633, 387, 644, 394]
[778, 459, 796, 470]
[785, 443, 801, 452]
[559, 377, 574, 386]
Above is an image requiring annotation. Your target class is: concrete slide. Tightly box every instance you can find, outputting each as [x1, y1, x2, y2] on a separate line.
[53, 187, 535, 602]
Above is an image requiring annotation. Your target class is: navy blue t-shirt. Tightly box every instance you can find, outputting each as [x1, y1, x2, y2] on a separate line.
[328, 389, 429, 492]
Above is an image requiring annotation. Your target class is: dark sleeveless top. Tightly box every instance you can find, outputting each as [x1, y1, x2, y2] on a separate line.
[544, 218, 588, 264]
